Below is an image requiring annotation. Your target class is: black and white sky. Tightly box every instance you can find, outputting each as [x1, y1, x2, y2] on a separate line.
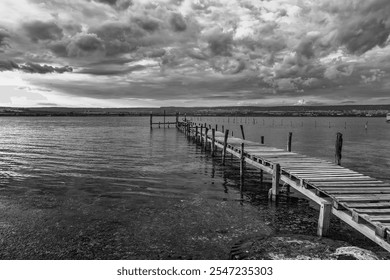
[1, 0, 390, 107]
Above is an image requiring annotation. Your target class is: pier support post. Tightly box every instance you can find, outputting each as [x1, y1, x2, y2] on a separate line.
[222, 129, 229, 165]
[240, 125, 245, 140]
[269, 163, 280, 201]
[176, 112, 179, 127]
[240, 142, 245, 194]
[163, 110, 166, 128]
[335, 132, 343, 165]
[200, 125, 203, 145]
[195, 126, 198, 143]
[287, 132, 292, 152]
[211, 129, 215, 157]
[204, 127, 209, 150]
[317, 202, 332, 237]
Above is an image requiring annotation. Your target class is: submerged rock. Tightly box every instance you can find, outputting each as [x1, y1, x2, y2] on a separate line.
[230, 234, 383, 260]
[332, 246, 379, 260]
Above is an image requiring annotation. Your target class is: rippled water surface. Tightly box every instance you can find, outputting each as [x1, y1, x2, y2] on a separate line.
[0, 116, 389, 259]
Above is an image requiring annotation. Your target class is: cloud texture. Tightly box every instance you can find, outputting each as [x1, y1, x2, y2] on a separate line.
[1, 0, 390, 107]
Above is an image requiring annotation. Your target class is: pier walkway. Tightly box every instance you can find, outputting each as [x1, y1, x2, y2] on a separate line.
[177, 120, 390, 252]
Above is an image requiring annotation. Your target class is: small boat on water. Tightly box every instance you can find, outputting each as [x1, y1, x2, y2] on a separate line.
[387, 113, 390, 122]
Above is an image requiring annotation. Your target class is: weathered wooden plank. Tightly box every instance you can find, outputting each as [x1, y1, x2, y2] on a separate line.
[304, 178, 375, 183]
[344, 202, 390, 208]
[353, 209, 390, 214]
[310, 181, 385, 187]
[325, 189, 390, 194]
[290, 170, 361, 174]
[301, 175, 372, 179]
[333, 195, 390, 202]
[368, 216, 390, 222]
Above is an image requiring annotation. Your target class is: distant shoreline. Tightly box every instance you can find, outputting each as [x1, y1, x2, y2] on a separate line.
[0, 105, 389, 117]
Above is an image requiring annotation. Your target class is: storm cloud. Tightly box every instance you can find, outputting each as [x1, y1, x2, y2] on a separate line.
[1, 0, 390, 107]
[0, 60, 72, 74]
[22, 20, 64, 42]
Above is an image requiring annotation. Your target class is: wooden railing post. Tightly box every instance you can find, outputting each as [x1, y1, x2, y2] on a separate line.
[269, 163, 280, 201]
[211, 129, 215, 157]
[335, 132, 343, 165]
[240, 142, 245, 194]
[240, 125, 245, 140]
[200, 125, 203, 145]
[204, 127, 209, 149]
[287, 132, 292, 152]
[222, 129, 229, 165]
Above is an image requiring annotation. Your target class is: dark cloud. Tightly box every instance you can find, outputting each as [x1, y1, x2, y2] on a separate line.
[170, 13, 187, 32]
[0, 60, 19, 71]
[77, 64, 145, 75]
[89, 22, 144, 56]
[206, 29, 233, 56]
[0, 60, 72, 74]
[94, 0, 118, 5]
[20, 62, 73, 74]
[0, 28, 10, 50]
[145, 49, 166, 58]
[337, 19, 390, 55]
[67, 33, 105, 57]
[134, 17, 160, 32]
[22, 20, 63, 42]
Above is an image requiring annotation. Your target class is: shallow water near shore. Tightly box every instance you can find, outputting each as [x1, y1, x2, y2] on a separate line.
[0, 116, 389, 259]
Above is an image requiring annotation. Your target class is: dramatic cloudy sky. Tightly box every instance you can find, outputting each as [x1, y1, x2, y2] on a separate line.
[1, 0, 390, 107]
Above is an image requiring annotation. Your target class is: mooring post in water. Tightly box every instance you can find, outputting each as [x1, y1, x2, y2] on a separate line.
[317, 201, 331, 237]
[222, 125, 224, 133]
[222, 129, 229, 165]
[269, 163, 280, 201]
[200, 125, 203, 145]
[215, 124, 218, 132]
[211, 129, 215, 157]
[176, 112, 179, 127]
[240, 125, 245, 140]
[261, 136, 264, 144]
[240, 143, 245, 194]
[287, 132, 292, 152]
[335, 132, 343, 165]
[163, 110, 166, 128]
[150, 112, 153, 129]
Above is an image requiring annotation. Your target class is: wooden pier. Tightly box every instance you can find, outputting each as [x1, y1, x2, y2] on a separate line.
[177, 119, 390, 252]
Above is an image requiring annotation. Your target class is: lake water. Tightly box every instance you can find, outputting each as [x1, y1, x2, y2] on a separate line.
[0, 116, 389, 259]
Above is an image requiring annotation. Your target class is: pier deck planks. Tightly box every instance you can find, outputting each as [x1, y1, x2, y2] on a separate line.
[179, 121, 390, 252]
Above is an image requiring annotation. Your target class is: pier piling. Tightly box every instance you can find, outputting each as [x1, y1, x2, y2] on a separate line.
[335, 132, 343, 165]
[287, 132, 292, 152]
[211, 129, 215, 157]
[317, 202, 331, 237]
[240, 125, 245, 140]
[269, 163, 280, 201]
[222, 129, 229, 165]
